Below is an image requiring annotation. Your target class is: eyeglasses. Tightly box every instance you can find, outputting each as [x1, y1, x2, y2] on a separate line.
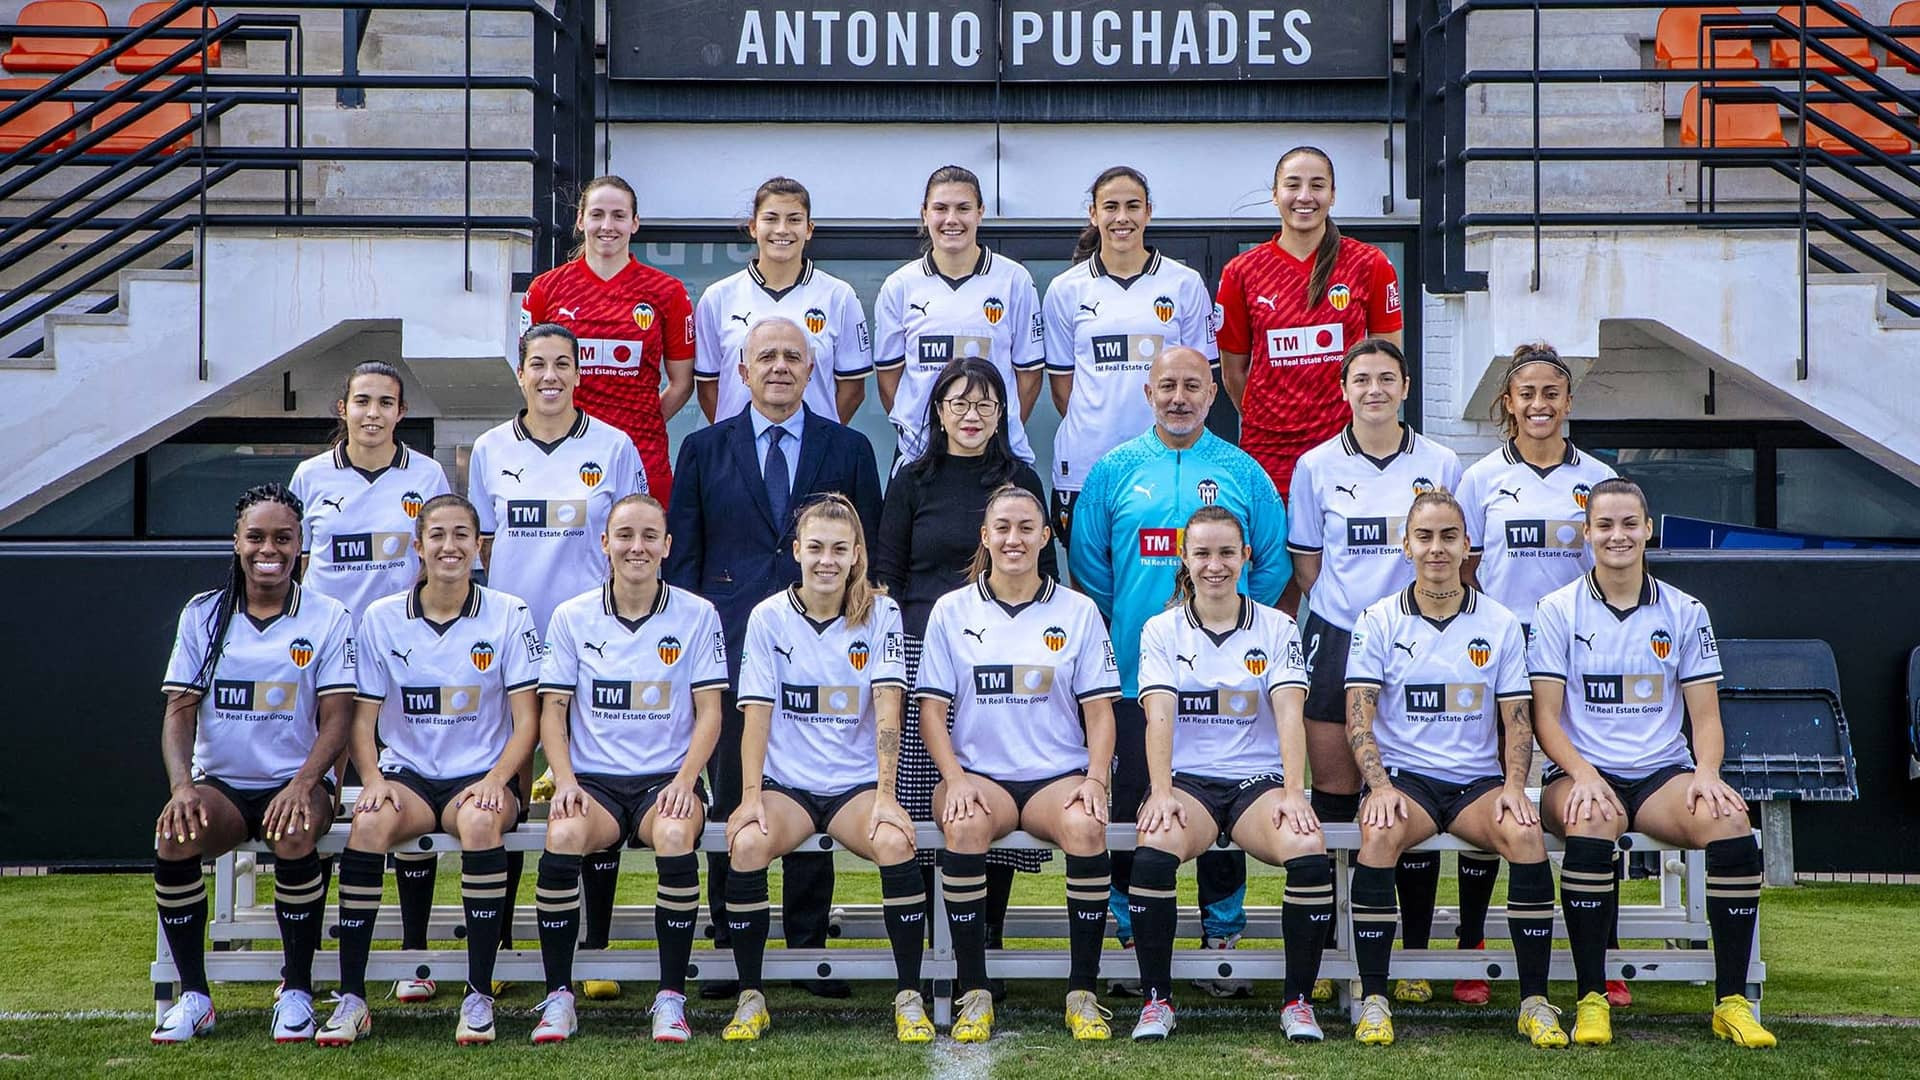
[943, 398, 1001, 419]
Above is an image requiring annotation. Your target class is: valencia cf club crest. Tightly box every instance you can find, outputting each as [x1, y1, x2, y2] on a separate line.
[804, 307, 827, 334]
[289, 637, 315, 668]
[1467, 637, 1492, 668]
[657, 635, 683, 665]
[1043, 625, 1068, 652]
[1328, 283, 1353, 311]
[1411, 477, 1436, 496]
[470, 641, 496, 672]
[981, 297, 1006, 325]
[847, 639, 870, 672]
[579, 461, 604, 488]
[632, 302, 656, 331]
[1197, 478, 1219, 506]
[1244, 648, 1269, 676]
[1153, 295, 1175, 323]
[1650, 630, 1673, 660]
[1572, 483, 1592, 511]
[400, 490, 425, 519]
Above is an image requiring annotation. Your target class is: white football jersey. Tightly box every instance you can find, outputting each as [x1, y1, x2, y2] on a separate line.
[1288, 425, 1464, 630]
[694, 260, 873, 422]
[1136, 597, 1308, 781]
[1529, 573, 1722, 779]
[162, 584, 356, 789]
[874, 247, 1044, 463]
[738, 589, 909, 794]
[1346, 587, 1530, 785]
[1042, 250, 1218, 491]
[1457, 441, 1617, 625]
[469, 411, 646, 634]
[539, 582, 729, 777]
[916, 575, 1120, 781]
[290, 443, 451, 620]
[354, 583, 542, 780]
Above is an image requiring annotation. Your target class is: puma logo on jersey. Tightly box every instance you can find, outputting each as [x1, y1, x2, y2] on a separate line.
[909, 301, 931, 316]
[730, 313, 751, 325]
[582, 641, 607, 657]
[962, 628, 986, 643]
[500, 468, 525, 482]
[1078, 302, 1100, 316]
[1495, 487, 1524, 503]
[556, 306, 578, 319]
[772, 645, 794, 661]
[390, 648, 413, 665]
[320, 496, 346, 513]
[1574, 633, 1596, 651]
[1254, 295, 1278, 310]
[1392, 642, 1416, 658]
[1131, 482, 1156, 498]
[1176, 654, 1196, 669]
[1334, 484, 1359, 498]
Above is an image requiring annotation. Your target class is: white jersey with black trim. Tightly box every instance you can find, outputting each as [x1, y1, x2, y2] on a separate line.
[539, 581, 728, 778]
[1346, 587, 1530, 786]
[162, 583, 356, 789]
[1042, 250, 1219, 491]
[694, 259, 873, 422]
[290, 443, 452, 621]
[1457, 440, 1616, 626]
[1529, 572, 1722, 779]
[469, 410, 646, 634]
[353, 583, 542, 780]
[738, 589, 908, 794]
[874, 247, 1044, 463]
[916, 575, 1120, 781]
[1136, 597, 1308, 781]
[1287, 425, 1464, 630]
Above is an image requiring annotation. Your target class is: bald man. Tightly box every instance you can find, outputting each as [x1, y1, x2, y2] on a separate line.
[1068, 346, 1291, 996]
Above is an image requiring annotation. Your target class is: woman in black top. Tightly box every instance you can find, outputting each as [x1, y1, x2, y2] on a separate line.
[874, 358, 1057, 939]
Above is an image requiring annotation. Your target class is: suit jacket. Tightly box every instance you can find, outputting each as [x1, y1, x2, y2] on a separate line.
[665, 406, 883, 684]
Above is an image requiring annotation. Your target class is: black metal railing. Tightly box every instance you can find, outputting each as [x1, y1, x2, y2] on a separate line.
[0, 0, 594, 361]
[1408, 0, 1920, 377]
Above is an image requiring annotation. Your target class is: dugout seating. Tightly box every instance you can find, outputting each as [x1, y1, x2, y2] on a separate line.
[0, 75, 73, 152]
[156, 805, 1765, 1027]
[0, 0, 107, 73]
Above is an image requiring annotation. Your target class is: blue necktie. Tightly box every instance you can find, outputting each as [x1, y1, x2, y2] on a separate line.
[765, 425, 791, 532]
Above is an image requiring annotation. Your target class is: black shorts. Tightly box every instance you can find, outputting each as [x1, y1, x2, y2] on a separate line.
[1170, 772, 1285, 838]
[384, 767, 524, 823]
[1051, 488, 1080, 549]
[198, 774, 338, 843]
[1300, 611, 1353, 723]
[1381, 768, 1504, 833]
[990, 770, 1087, 815]
[1542, 762, 1694, 830]
[579, 771, 708, 844]
[763, 778, 876, 833]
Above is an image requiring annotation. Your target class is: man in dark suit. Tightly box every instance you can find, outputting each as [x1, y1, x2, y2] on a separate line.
[666, 316, 883, 999]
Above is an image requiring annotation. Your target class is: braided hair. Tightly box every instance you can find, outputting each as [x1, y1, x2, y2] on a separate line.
[187, 482, 305, 691]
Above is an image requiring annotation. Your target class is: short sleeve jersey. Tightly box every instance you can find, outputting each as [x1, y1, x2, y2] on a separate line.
[353, 583, 542, 780]
[468, 410, 646, 634]
[916, 575, 1121, 781]
[520, 256, 695, 494]
[874, 248, 1044, 463]
[1136, 597, 1308, 781]
[1042, 250, 1219, 491]
[1287, 426, 1463, 630]
[162, 584, 356, 789]
[289, 443, 451, 621]
[1529, 573, 1723, 779]
[1456, 440, 1618, 626]
[738, 589, 909, 794]
[1345, 587, 1530, 785]
[1215, 236, 1403, 493]
[539, 582, 729, 777]
[694, 260, 873, 422]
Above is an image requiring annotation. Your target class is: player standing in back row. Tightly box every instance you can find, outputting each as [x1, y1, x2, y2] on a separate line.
[521, 175, 695, 503]
[1217, 146, 1403, 500]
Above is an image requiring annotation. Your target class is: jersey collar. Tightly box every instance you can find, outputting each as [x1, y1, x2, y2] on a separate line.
[785, 584, 845, 634]
[332, 441, 408, 483]
[1089, 248, 1162, 289]
[1585, 570, 1658, 620]
[1340, 423, 1415, 470]
[1398, 583, 1477, 632]
[512, 409, 590, 454]
[242, 582, 302, 633]
[407, 580, 482, 632]
[921, 245, 993, 289]
[975, 571, 1056, 617]
[603, 580, 670, 631]
[1500, 438, 1580, 479]
[748, 257, 815, 302]
[1183, 594, 1256, 647]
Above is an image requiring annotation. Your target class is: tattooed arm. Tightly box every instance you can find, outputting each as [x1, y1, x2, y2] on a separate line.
[1494, 697, 1541, 825]
[1345, 685, 1390, 791]
[869, 686, 915, 847]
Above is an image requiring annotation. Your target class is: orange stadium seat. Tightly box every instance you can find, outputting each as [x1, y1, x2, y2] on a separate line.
[1890, 1, 1920, 74]
[1808, 80, 1911, 154]
[116, 3, 220, 75]
[91, 79, 191, 154]
[0, 76, 76, 152]
[1772, 3, 1877, 72]
[1680, 82, 1788, 147]
[1656, 7, 1761, 70]
[2, 0, 108, 73]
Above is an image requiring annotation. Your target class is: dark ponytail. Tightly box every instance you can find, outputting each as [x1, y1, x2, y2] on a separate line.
[329, 360, 406, 447]
[1168, 506, 1248, 608]
[918, 165, 985, 254]
[1072, 166, 1152, 264]
[1273, 146, 1340, 309]
[189, 483, 305, 691]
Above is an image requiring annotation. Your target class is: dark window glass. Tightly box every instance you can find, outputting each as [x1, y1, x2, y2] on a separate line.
[1588, 447, 1757, 538]
[1777, 448, 1920, 540]
[145, 443, 312, 538]
[0, 461, 135, 538]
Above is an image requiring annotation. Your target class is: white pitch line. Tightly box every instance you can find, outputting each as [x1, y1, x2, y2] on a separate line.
[0, 1011, 148, 1021]
[930, 1024, 1010, 1080]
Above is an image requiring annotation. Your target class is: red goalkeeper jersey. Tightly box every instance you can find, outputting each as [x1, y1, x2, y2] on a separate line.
[1215, 235, 1402, 498]
[521, 255, 696, 502]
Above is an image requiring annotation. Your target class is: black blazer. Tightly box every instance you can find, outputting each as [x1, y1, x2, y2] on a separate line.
[664, 406, 883, 684]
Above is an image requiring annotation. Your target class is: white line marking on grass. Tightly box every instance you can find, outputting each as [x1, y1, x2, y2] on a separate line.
[932, 1025, 1010, 1080]
[0, 1011, 147, 1021]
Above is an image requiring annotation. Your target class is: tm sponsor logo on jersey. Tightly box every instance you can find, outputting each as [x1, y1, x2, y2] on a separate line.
[1403, 682, 1488, 722]
[1264, 322, 1345, 366]
[1177, 688, 1258, 726]
[779, 682, 861, 724]
[1580, 672, 1667, 713]
[1503, 518, 1584, 556]
[1344, 515, 1407, 553]
[590, 679, 674, 716]
[971, 664, 1055, 703]
[917, 333, 993, 366]
[400, 684, 482, 725]
[575, 337, 646, 373]
[330, 530, 411, 569]
[1090, 332, 1163, 369]
[212, 679, 298, 722]
[505, 499, 589, 537]
[1138, 527, 1183, 565]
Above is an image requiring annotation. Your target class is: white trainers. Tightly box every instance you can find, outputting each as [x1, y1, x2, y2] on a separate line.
[1191, 934, 1254, 999]
[271, 989, 317, 1043]
[393, 978, 437, 1003]
[455, 991, 496, 1045]
[531, 988, 577, 1044]
[314, 992, 370, 1047]
[1131, 995, 1177, 1041]
[151, 991, 215, 1044]
[650, 989, 691, 1043]
[1281, 998, 1325, 1043]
